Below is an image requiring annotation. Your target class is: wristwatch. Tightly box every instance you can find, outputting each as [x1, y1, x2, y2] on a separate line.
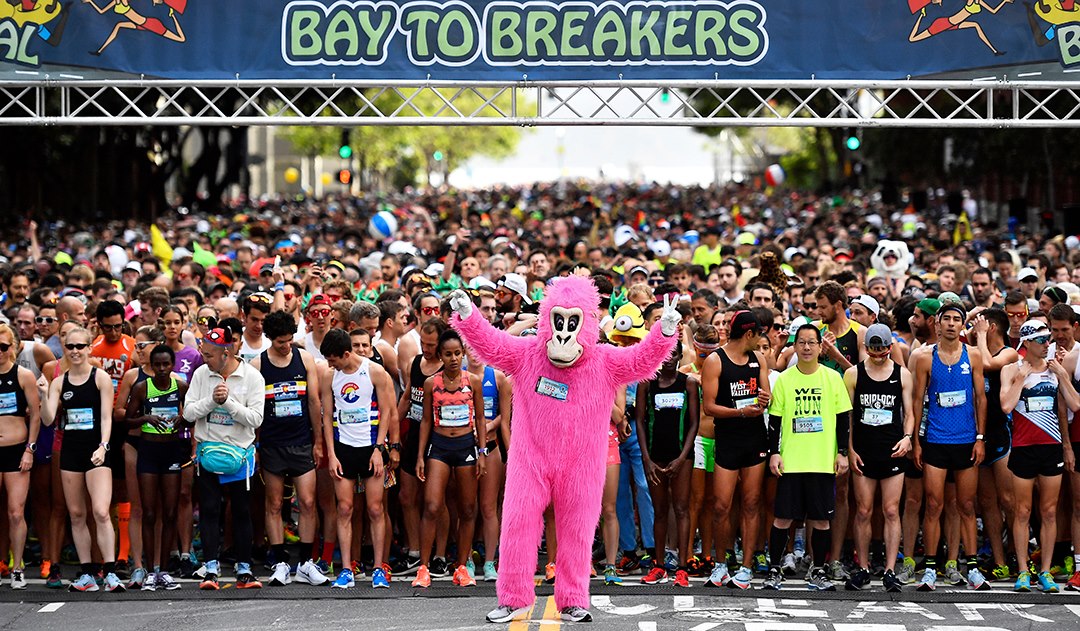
[377, 444, 389, 456]
[838, 447, 849, 457]
[25, 442, 36, 453]
[477, 446, 488, 456]
[98, 442, 111, 451]
[388, 442, 402, 452]
[975, 434, 985, 441]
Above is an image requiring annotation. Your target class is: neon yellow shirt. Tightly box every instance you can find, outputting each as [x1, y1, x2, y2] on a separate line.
[692, 245, 723, 273]
[768, 363, 852, 473]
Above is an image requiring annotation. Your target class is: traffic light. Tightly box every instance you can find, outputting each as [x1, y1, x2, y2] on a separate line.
[337, 169, 352, 185]
[433, 150, 444, 162]
[661, 88, 671, 104]
[339, 128, 352, 160]
[845, 129, 861, 151]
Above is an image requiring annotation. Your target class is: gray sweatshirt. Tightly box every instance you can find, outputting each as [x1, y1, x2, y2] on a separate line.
[183, 360, 264, 448]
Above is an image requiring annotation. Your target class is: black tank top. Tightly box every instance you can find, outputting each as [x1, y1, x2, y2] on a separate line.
[260, 348, 313, 447]
[983, 347, 1010, 443]
[407, 354, 441, 427]
[645, 373, 689, 463]
[852, 362, 904, 453]
[0, 365, 27, 417]
[61, 368, 102, 443]
[714, 347, 764, 428]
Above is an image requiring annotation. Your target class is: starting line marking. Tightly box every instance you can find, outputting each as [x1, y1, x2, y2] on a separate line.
[37, 603, 64, 613]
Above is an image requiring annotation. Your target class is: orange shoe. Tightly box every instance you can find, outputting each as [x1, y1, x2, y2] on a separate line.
[381, 563, 393, 583]
[544, 562, 556, 584]
[453, 564, 477, 587]
[1068, 571, 1080, 591]
[590, 564, 597, 578]
[411, 565, 432, 588]
[40, 560, 52, 580]
[0, 561, 10, 578]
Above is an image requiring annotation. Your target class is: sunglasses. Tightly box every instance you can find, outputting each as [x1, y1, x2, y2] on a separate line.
[421, 306, 440, 316]
[100, 323, 123, 331]
[247, 292, 272, 304]
[771, 323, 786, 332]
[283, 293, 296, 301]
[309, 308, 332, 319]
[35, 316, 57, 324]
[803, 302, 817, 310]
[196, 316, 217, 326]
[136, 341, 156, 349]
[867, 346, 891, 356]
[1030, 335, 1051, 345]
[65, 343, 89, 351]
[0, 343, 10, 353]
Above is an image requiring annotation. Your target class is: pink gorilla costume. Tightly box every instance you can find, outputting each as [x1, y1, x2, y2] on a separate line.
[450, 276, 677, 617]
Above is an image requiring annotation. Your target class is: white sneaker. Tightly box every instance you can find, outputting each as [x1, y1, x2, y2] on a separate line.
[269, 562, 292, 586]
[11, 570, 26, 590]
[487, 604, 532, 623]
[295, 559, 330, 586]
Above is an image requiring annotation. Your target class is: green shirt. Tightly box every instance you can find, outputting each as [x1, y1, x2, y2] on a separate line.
[691, 245, 723, 273]
[768, 363, 852, 473]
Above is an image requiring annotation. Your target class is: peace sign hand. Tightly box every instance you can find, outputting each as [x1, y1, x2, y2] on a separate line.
[659, 293, 681, 337]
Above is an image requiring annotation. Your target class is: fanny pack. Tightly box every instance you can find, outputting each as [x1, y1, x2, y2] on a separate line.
[196, 441, 254, 476]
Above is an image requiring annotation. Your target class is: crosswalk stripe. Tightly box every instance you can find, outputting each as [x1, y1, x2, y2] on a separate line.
[37, 603, 64, 613]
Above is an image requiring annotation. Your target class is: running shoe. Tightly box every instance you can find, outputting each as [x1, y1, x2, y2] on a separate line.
[807, 567, 836, 591]
[544, 562, 556, 584]
[917, 568, 937, 592]
[483, 561, 498, 582]
[381, 563, 393, 584]
[896, 556, 918, 584]
[372, 567, 389, 589]
[236, 573, 262, 589]
[882, 569, 903, 593]
[826, 560, 850, 582]
[729, 566, 753, 590]
[113, 559, 130, 580]
[39, 560, 51, 580]
[45, 565, 63, 589]
[560, 606, 592, 623]
[1067, 571, 1080, 591]
[142, 572, 157, 591]
[846, 567, 871, 591]
[603, 564, 622, 585]
[351, 561, 366, 579]
[11, 569, 26, 590]
[664, 549, 679, 571]
[686, 556, 706, 577]
[641, 566, 669, 585]
[156, 572, 180, 590]
[967, 567, 991, 591]
[429, 556, 449, 578]
[453, 564, 476, 587]
[199, 574, 220, 591]
[411, 565, 431, 588]
[673, 569, 690, 588]
[1037, 571, 1060, 593]
[179, 554, 198, 579]
[269, 562, 291, 586]
[780, 552, 797, 577]
[70, 573, 99, 592]
[762, 567, 783, 590]
[1015, 571, 1032, 592]
[296, 559, 330, 586]
[707, 562, 730, 587]
[943, 560, 966, 586]
[1050, 562, 1069, 579]
[487, 605, 532, 623]
[332, 568, 355, 589]
[314, 558, 333, 576]
[753, 552, 769, 575]
[991, 564, 1012, 581]
[465, 557, 475, 579]
[616, 552, 640, 575]
[128, 567, 148, 590]
[103, 572, 126, 592]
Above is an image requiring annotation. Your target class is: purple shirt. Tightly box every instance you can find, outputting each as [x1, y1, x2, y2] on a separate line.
[173, 345, 203, 383]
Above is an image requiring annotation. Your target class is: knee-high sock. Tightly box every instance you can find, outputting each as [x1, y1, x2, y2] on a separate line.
[117, 502, 131, 562]
[811, 528, 832, 567]
[769, 527, 789, 570]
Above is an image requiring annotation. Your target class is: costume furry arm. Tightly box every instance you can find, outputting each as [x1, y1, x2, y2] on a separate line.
[451, 309, 535, 377]
[600, 324, 678, 387]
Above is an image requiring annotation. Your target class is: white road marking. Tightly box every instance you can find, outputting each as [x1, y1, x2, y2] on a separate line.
[674, 595, 694, 610]
[1017, 72, 1042, 78]
[38, 603, 65, 613]
[637, 623, 657, 631]
[689, 624, 721, 631]
[847, 602, 944, 620]
[590, 595, 656, 616]
[756, 598, 828, 618]
[955, 603, 1053, 623]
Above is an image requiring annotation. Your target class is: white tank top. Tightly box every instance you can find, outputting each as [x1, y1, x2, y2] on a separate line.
[305, 332, 325, 362]
[17, 341, 41, 379]
[332, 359, 377, 448]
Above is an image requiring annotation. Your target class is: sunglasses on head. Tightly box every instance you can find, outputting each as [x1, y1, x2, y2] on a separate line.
[247, 292, 272, 304]
[35, 316, 56, 325]
[65, 343, 89, 351]
[197, 316, 217, 326]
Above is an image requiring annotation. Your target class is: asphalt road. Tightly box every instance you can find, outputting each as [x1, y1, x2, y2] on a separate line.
[1, 575, 1079, 631]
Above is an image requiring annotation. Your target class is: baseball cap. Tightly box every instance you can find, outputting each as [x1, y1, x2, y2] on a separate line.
[916, 298, 941, 317]
[1018, 319, 1050, 343]
[865, 323, 893, 348]
[614, 226, 637, 248]
[834, 249, 853, 263]
[306, 294, 333, 311]
[787, 315, 812, 344]
[729, 311, 759, 339]
[203, 327, 233, 348]
[1017, 267, 1038, 282]
[783, 247, 806, 262]
[850, 295, 880, 317]
[124, 261, 142, 273]
[649, 240, 671, 258]
[468, 276, 497, 291]
[736, 232, 757, 246]
[938, 291, 962, 305]
[497, 273, 532, 305]
[628, 265, 649, 279]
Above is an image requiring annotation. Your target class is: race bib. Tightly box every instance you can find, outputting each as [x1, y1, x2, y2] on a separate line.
[150, 406, 179, 420]
[208, 407, 234, 426]
[1025, 396, 1055, 412]
[339, 408, 369, 425]
[793, 416, 823, 434]
[0, 392, 17, 415]
[536, 376, 569, 401]
[862, 408, 893, 427]
[483, 396, 495, 418]
[408, 402, 423, 421]
[735, 396, 758, 410]
[439, 404, 470, 427]
[66, 407, 94, 431]
[937, 390, 967, 408]
[274, 399, 303, 418]
[654, 393, 685, 409]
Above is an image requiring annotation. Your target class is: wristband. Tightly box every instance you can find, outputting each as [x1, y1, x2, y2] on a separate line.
[274, 281, 285, 293]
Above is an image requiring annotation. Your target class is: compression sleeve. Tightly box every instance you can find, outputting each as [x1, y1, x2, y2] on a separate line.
[836, 412, 850, 454]
[768, 414, 782, 455]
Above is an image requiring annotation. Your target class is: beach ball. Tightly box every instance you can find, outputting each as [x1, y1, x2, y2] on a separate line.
[765, 164, 785, 187]
[369, 210, 398, 240]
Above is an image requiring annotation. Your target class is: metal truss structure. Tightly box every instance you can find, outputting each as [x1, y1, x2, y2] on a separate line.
[3, 78, 1080, 127]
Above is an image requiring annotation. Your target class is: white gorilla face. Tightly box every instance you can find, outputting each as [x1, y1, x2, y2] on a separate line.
[546, 306, 585, 368]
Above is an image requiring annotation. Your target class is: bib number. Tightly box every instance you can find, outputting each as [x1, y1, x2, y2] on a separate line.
[208, 407, 234, 426]
[274, 399, 303, 419]
[483, 396, 495, 418]
[861, 408, 893, 427]
[0, 392, 17, 415]
[1025, 396, 1055, 412]
[793, 416, 823, 434]
[654, 393, 685, 410]
[536, 377, 569, 401]
[408, 401, 423, 421]
[66, 407, 94, 431]
[735, 396, 758, 410]
[150, 406, 178, 421]
[439, 404, 470, 427]
[339, 408, 369, 425]
[937, 390, 967, 408]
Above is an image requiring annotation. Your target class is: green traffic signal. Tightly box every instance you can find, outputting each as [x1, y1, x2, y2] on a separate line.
[845, 135, 861, 151]
[339, 145, 353, 159]
[433, 150, 444, 161]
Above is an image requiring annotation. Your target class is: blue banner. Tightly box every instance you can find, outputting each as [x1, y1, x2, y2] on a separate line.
[1, 1, 1078, 81]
